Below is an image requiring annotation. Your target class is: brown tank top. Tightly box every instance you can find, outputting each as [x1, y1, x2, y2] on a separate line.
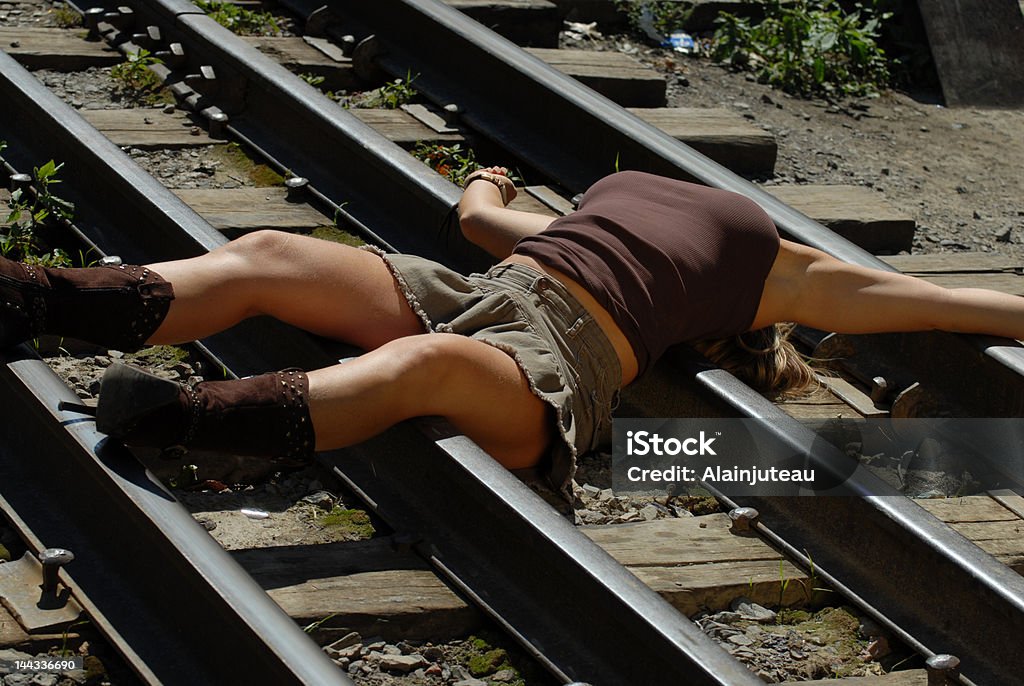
[513, 171, 780, 374]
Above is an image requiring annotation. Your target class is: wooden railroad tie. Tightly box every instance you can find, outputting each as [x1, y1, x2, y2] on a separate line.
[218, 495, 1024, 644]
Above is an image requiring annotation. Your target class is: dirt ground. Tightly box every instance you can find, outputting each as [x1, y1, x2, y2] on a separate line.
[574, 32, 1024, 258]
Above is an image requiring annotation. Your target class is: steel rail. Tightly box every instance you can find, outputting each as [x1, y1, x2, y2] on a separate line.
[303, 0, 1024, 420]
[0, 48, 355, 686]
[2, 17, 764, 686]
[66, 4, 1024, 683]
[0, 349, 353, 686]
[76, 2, 1024, 683]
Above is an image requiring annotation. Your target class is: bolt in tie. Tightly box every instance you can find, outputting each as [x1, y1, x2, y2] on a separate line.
[184, 66, 218, 95]
[441, 103, 462, 126]
[103, 6, 135, 32]
[8, 173, 32, 194]
[39, 548, 75, 594]
[285, 177, 309, 201]
[728, 507, 759, 536]
[83, 7, 105, 40]
[132, 25, 162, 50]
[925, 654, 961, 685]
[156, 43, 186, 70]
[870, 376, 889, 404]
[203, 109, 229, 138]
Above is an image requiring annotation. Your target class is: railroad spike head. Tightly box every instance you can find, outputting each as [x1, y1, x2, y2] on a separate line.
[39, 548, 75, 594]
[870, 376, 889, 404]
[156, 43, 187, 70]
[9, 173, 32, 194]
[728, 507, 759, 535]
[285, 176, 309, 200]
[201, 108, 229, 137]
[83, 7, 105, 39]
[925, 654, 961, 685]
[102, 6, 135, 32]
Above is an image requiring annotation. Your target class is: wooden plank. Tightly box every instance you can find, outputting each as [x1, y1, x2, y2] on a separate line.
[916, 495, 1020, 523]
[231, 538, 480, 641]
[778, 385, 861, 421]
[880, 253, 1024, 296]
[918, 496, 1024, 574]
[582, 514, 784, 567]
[917, 0, 1024, 106]
[79, 108, 214, 148]
[0, 28, 119, 70]
[0, 604, 29, 648]
[886, 273, 1024, 295]
[348, 109, 463, 145]
[234, 496, 1024, 642]
[882, 253, 1024, 274]
[526, 47, 667, 107]
[172, 187, 329, 234]
[629, 107, 777, 175]
[765, 184, 915, 255]
[446, 0, 561, 48]
[508, 190, 558, 216]
[240, 36, 358, 91]
[583, 515, 810, 615]
[783, 669, 928, 685]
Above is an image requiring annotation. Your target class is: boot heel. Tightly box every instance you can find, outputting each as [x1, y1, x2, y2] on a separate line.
[96, 364, 183, 437]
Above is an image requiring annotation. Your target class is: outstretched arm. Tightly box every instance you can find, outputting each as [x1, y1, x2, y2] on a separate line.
[763, 240, 1024, 340]
[458, 167, 555, 259]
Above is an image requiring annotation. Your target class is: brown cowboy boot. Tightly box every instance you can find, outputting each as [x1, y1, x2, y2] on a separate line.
[0, 256, 174, 351]
[95, 363, 316, 464]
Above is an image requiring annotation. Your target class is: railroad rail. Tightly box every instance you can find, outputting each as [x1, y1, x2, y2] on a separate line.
[1, 1, 1023, 684]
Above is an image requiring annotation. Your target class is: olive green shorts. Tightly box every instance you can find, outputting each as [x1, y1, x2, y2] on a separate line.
[366, 248, 621, 501]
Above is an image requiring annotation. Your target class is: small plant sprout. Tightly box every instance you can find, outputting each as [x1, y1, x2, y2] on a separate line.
[299, 72, 326, 88]
[777, 559, 792, 613]
[302, 613, 340, 634]
[195, 1, 282, 36]
[3, 158, 74, 266]
[110, 49, 165, 95]
[345, 70, 420, 109]
[412, 142, 479, 187]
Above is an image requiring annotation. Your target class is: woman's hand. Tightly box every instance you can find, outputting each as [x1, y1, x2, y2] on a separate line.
[463, 166, 518, 205]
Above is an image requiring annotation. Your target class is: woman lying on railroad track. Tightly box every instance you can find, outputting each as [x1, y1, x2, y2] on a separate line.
[1, 170, 1022, 499]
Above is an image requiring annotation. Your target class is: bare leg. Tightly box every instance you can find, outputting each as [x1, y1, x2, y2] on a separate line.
[146, 230, 424, 349]
[307, 333, 552, 470]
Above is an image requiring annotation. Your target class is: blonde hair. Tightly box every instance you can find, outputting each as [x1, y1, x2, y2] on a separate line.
[691, 323, 817, 398]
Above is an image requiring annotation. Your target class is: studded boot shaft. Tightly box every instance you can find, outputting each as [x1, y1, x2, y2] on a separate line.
[96, 365, 316, 464]
[0, 258, 174, 351]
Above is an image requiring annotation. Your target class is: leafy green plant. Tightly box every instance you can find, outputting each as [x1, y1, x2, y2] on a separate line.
[345, 71, 419, 109]
[616, 1, 694, 39]
[412, 142, 479, 187]
[299, 72, 325, 88]
[110, 48, 164, 94]
[2, 156, 75, 266]
[712, 0, 892, 98]
[195, 1, 281, 36]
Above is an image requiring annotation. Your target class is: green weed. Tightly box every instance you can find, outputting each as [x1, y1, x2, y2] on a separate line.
[345, 71, 419, 109]
[110, 48, 164, 94]
[195, 1, 281, 36]
[411, 142, 478, 187]
[711, 0, 892, 98]
[616, 0, 694, 38]
[2, 153, 75, 266]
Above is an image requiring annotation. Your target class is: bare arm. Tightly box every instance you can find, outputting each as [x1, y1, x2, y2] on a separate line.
[458, 167, 555, 259]
[763, 240, 1024, 340]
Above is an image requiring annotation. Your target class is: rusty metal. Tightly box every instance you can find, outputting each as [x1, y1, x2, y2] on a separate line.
[728, 507, 759, 536]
